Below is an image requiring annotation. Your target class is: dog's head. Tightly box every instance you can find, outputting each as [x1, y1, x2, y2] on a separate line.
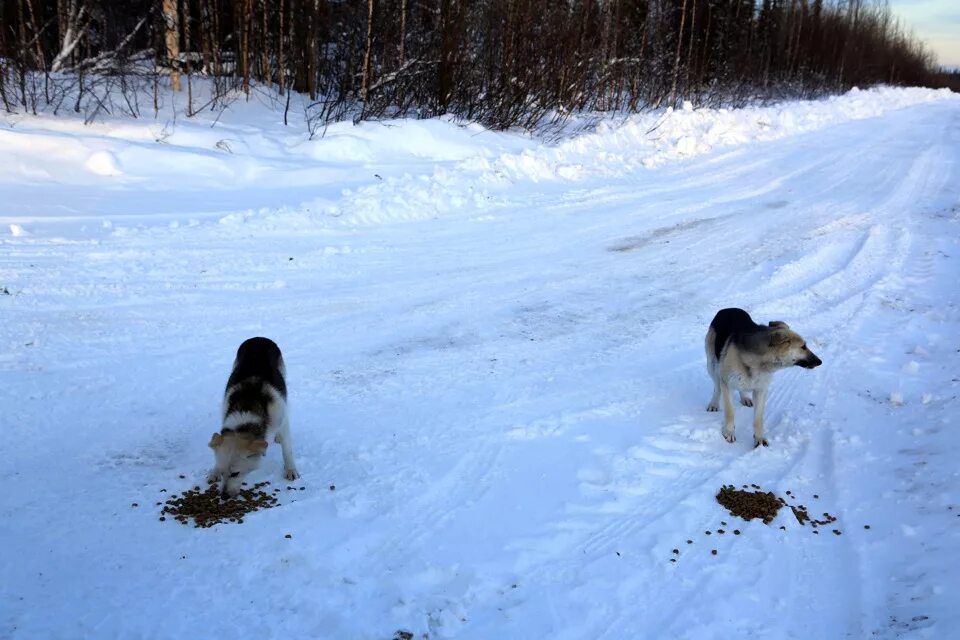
[768, 322, 822, 369]
[208, 431, 268, 498]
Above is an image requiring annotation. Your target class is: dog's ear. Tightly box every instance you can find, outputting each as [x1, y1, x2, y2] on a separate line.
[209, 432, 223, 448]
[768, 320, 789, 329]
[249, 439, 268, 453]
[768, 328, 791, 347]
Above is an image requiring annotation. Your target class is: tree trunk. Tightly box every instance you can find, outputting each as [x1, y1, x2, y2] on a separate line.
[669, 0, 689, 107]
[181, 0, 193, 113]
[163, 0, 181, 91]
[361, 0, 376, 102]
[685, 0, 697, 100]
[278, 0, 286, 95]
[398, 0, 407, 67]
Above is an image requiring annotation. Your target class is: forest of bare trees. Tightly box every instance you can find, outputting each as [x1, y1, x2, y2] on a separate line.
[0, 0, 948, 129]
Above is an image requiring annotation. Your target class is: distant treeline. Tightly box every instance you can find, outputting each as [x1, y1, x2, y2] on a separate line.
[0, 0, 951, 128]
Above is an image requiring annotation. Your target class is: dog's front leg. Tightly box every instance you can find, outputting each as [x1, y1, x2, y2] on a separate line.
[752, 387, 769, 447]
[721, 383, 736, 443]
[276, 422, 300, 480]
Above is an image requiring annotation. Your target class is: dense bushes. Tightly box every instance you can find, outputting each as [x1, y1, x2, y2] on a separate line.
[0, 0, 945, 129]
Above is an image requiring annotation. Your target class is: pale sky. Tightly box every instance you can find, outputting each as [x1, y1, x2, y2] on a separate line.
[889, 0, 960, 68]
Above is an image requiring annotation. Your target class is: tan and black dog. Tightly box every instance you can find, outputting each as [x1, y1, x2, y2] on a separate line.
[209, 337, 299, 498]
[705, 308, 821, 447]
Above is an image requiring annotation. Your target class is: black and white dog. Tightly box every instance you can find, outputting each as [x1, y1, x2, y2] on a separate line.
[209, 337, 299, 498]
[705, 308, 822, 447]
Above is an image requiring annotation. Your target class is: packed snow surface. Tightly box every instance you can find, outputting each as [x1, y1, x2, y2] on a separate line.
[1, 86, 959, 639]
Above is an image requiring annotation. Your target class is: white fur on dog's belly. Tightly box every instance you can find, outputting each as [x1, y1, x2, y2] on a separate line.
[724, 371, 769, 392]
[223, 410, 267, 429]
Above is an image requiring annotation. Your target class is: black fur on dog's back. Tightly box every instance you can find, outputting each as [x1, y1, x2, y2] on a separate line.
[709, 308, 761, 360]
[226, 337, 286, 398]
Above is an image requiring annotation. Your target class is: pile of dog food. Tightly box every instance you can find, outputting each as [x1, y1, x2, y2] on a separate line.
[665, 484, 860, 563]
[716, 484, 786, 524]
[159, 481, 279, 528]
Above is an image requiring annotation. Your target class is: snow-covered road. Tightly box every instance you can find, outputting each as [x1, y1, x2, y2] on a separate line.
[1, 89, 959, 639]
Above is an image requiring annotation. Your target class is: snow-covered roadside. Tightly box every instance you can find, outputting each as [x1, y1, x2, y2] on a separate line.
[1, 89, 959, 639]
[2, 86, 955, 236]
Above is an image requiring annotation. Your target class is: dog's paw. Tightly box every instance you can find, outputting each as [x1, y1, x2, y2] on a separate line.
[706, 403, 719, 412]
[740, 397, 754, 407]
[284, 468, 300, 481]
[723, 430, 736, 443]
[753, 437, 769, 448]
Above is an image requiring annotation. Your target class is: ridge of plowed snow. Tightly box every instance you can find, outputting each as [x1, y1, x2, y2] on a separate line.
[329, 86, 957, 226]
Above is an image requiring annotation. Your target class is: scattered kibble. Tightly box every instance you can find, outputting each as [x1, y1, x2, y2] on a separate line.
[158, 480, 278, 528]
[711, 549, 718, 555]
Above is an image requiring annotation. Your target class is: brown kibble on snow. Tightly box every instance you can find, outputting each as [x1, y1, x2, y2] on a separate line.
[285, 534, 292, 539]
[686, 539, 693, 544]
[864, 525, 871, 529]
[131, 503, 138, 507]
[672, 549, 679, 555]
[716, 485, 784, 523]
[711, 549, 718, 555]
[157, 481, 280, 528]
[733, 529, 741, 535]
[330, 485, 336, 491]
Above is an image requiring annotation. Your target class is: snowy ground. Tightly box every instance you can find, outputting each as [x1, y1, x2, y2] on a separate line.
[1, 87, 959, 639]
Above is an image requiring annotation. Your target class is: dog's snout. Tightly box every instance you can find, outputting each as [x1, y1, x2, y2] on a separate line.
[798, 353, 822, 368]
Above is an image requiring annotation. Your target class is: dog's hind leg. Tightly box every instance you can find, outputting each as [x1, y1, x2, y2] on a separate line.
[752, 387, 769, 447]
[707, 379, 720, 412]
[275, 419, 300, 480]
[706, 358, 721, 412]
[739, 391, 753, 407]
[721, 383, 736, 443]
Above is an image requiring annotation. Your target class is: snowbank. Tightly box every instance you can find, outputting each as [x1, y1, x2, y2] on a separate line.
[330, 86, 957, 225]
